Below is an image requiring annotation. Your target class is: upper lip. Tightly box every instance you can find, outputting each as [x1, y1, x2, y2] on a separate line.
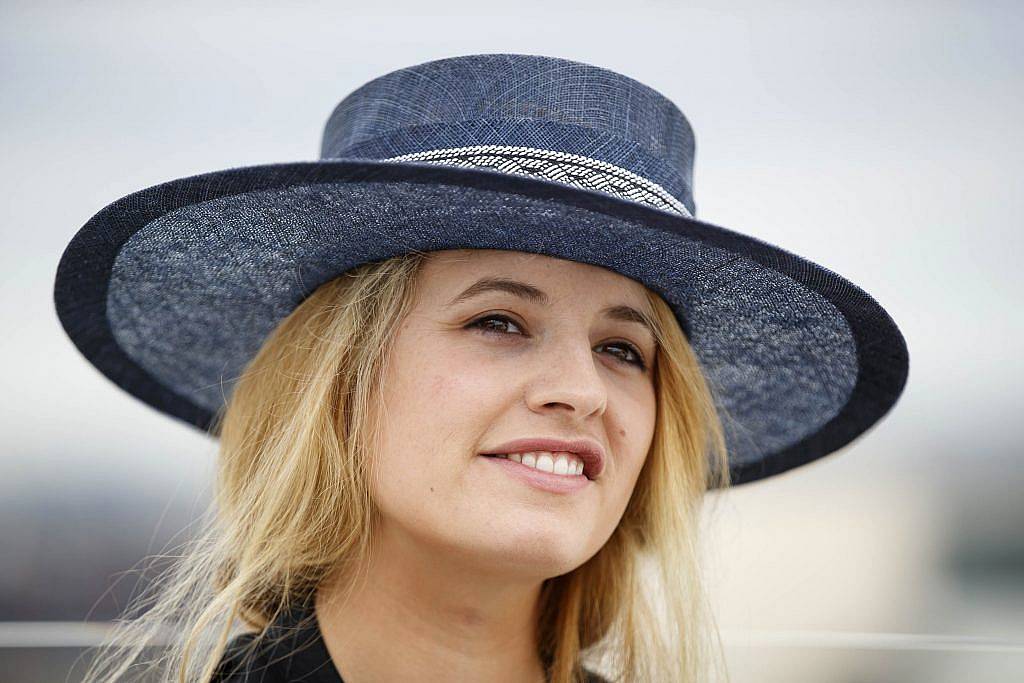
[480, 437, 606, 480]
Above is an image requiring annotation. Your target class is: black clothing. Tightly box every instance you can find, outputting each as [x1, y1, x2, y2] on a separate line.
[210, 599, 340, 682]
[211, 600, 609, 682]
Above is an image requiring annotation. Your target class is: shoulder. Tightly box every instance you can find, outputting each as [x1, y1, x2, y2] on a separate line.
[210, 632, 282, 682]
[213, 628, 606, 683]
[210, 620, 342, 683]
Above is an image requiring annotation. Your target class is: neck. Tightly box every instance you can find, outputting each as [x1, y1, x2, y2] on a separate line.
[315, 520, 549, 683]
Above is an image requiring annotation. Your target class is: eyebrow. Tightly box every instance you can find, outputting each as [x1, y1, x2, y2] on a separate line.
[446, 276, 658, 344]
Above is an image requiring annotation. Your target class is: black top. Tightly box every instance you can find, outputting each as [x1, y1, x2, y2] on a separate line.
[211, 600, 609, 682]
[210, 600, 342, 682]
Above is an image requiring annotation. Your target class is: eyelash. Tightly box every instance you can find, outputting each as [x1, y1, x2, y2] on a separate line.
[466, 313, 648, 371]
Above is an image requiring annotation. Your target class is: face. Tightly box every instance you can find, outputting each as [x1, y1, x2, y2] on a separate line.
[368, 249, 658, 579]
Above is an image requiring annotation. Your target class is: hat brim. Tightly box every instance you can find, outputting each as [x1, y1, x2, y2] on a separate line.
[53, 158, 908, 487]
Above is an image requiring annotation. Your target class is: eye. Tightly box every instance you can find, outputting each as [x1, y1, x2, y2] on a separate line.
[466, 314, 648, 370]
[596, 340, 648, 371]
[465, 313, 526, 337]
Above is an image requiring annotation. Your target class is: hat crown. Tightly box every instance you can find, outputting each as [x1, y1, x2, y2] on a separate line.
[319, 53, 698, 216]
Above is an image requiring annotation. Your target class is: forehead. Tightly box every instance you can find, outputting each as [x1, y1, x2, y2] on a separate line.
[419, 249, 650, 304]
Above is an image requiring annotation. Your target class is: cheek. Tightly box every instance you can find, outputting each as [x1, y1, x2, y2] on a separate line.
[417, 369, 504, 427]
[623, 381, 657, 460]
[380, 336, 486, 423]
[606, 383, 656, 471]
[390, 332, 505, 409]
[368, 369, 514, 552]
[370, 347, 510, 506]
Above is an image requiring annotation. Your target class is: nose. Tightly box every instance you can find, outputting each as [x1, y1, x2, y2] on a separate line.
[524, 334, 608, 419]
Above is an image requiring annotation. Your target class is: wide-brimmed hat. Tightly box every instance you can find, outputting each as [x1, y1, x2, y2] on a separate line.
[53, 52, 909, 487]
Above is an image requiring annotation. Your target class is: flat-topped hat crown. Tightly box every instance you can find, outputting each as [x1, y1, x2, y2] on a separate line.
[319, 53, 697, 217]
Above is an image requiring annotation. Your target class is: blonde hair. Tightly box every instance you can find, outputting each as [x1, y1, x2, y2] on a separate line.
[79, 250, 732, 683]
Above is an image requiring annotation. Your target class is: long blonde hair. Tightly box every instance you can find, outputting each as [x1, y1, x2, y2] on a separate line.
[79, 250, 732, 683]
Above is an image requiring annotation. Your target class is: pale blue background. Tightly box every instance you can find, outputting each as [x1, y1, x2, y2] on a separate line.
[1, 1, 1021, 681]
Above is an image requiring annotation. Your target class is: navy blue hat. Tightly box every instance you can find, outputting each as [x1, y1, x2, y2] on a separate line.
[53, 53, 909, 487]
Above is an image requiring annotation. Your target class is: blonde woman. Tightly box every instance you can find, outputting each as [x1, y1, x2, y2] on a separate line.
[54, 54, 909, 682]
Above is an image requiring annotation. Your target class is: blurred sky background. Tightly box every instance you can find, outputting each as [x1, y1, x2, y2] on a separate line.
[1, 0, 1022, 681]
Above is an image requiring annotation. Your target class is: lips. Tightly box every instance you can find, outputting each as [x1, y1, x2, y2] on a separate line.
[479, 436, 606, 480]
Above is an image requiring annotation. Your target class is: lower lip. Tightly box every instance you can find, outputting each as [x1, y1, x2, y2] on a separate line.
[478, 455, 591, 494]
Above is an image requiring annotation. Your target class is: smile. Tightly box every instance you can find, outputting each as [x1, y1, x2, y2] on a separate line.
[484, 451, 585, 477]
[479, 452, 592, 494]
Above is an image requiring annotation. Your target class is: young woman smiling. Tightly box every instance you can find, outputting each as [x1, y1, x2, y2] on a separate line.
[56, 53, 909, 683]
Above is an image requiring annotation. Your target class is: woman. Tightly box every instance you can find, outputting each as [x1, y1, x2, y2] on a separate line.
[54, 54, 909, 682]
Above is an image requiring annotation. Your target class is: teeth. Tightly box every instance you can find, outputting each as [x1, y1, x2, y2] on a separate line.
[489, 451, 585, 478]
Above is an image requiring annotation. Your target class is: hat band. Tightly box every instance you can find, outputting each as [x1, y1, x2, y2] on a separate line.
[383, 144, 692, 218]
